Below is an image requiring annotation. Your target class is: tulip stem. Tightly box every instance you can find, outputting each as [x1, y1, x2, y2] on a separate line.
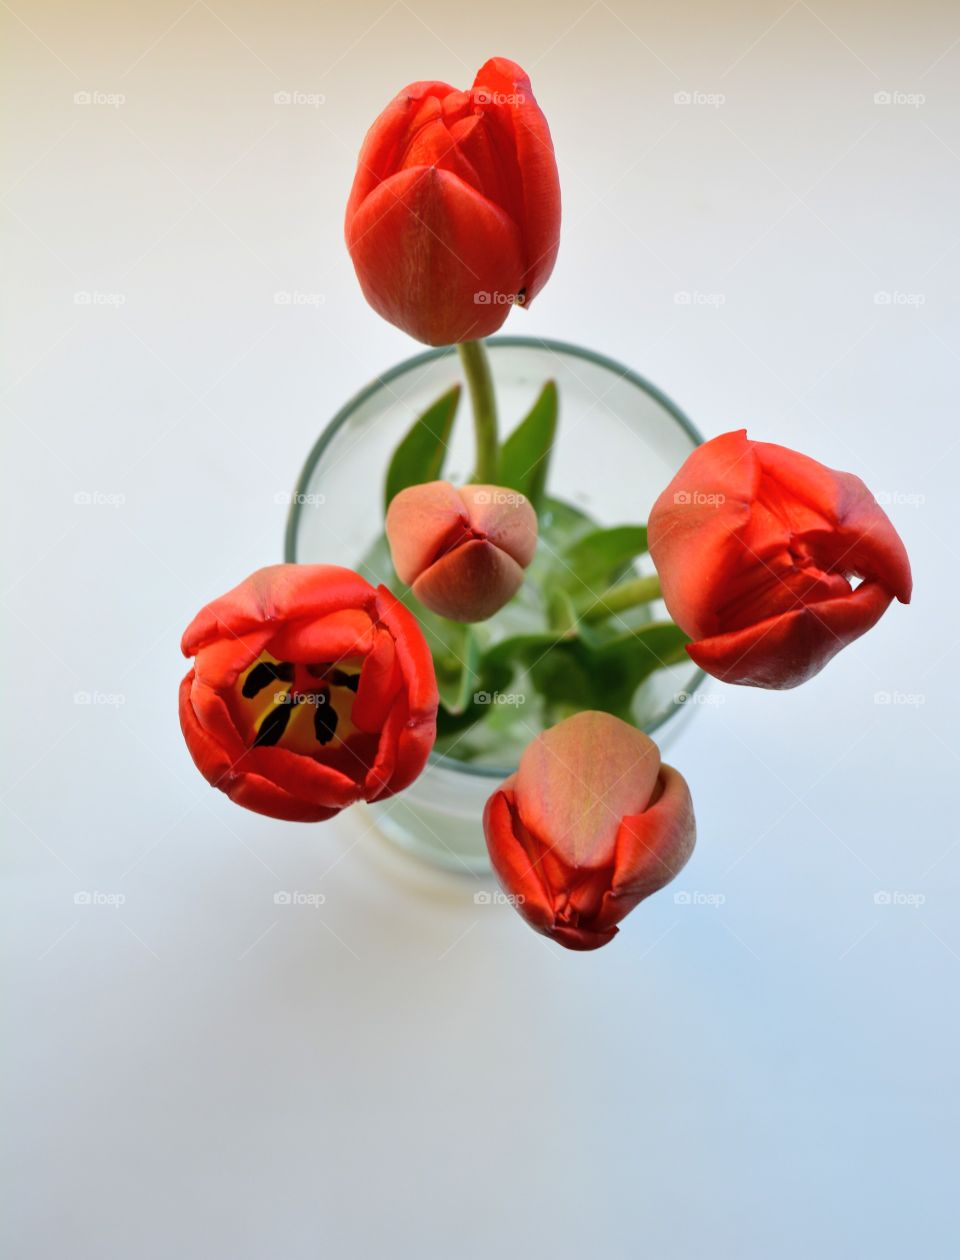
[458, 339, 499, 483]
[580, 575, 662, 623]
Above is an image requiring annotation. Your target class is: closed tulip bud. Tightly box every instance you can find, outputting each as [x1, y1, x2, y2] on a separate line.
[386, 481, 537, 622]
[179, 565, 437, 822]
[648, 430, 913, 689]
[345, 57, 560, 346]
[483, 712, 696, 951]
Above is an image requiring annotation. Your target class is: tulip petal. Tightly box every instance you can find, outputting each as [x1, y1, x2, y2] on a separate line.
[412, 538, 525, 622]
[514, 711, 661, 868]
[191, 628, 272, 690]
[483, 785, 558, 933]
[592, 764, 696, 932]
[648, 430, 760, 641]
[458, 484, 538, 567]
[472, 58, 561, 305]
[385, 480, 468, 584]
[188, 675, 248, 761]
[351, 628, 400, 733]
[382, 717, 440, 799]
[265, 607, 375, 663]
[399, 112, 481, 188]
[345, 80, 454, 218]
[345, 164, 525, 345]
[182, 676, 338, 821]
[446, 113, 512, 219]
[182, 565, 377, 656]
[179, 672, 235, 784]
[374, 585, 439, 723]
[363, 700, 404, 800]
[546, 923, 620, 951]
[688, 578, 894, 688]
[241, 745, 361, 810]
[755, 441, 913, 604]
[227, 772, 342, 824]
[483, 787, 622, 952]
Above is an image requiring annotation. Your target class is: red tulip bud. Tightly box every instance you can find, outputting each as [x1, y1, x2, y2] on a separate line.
[483, 712, 696, 951]
[345, 57, 561, 346]
[648, 430, 913, 689]
[386, 481, 537, 622]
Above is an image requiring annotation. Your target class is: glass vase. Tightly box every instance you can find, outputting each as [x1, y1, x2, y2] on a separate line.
[286, 336, 704, 873]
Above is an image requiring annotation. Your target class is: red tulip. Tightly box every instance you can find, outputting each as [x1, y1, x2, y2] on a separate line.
[345, 56, 561, 346]
[483, 712, 696, 951]
[386, 481, 537, 622]
[648, 430, 912, 689]
[179, 565, 438, 822]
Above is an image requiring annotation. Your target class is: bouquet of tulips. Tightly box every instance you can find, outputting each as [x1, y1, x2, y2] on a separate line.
[179, 59, 911, 952]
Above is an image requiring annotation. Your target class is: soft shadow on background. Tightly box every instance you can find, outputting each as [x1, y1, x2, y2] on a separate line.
[2, 1, 957, 1256]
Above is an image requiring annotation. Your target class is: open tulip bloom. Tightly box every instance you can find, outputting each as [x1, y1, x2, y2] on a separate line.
[178, 55, 913, 952]
[179, 566, 438, 822]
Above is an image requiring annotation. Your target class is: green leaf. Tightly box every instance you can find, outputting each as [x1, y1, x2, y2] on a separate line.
[482, 621, 690, 721]
[557, 524, 649, 595]
[603, 621, 690, 675]
[540, 495, 596, 542]
[524, 495, 597, 592]
[546, 586, 579, 635]
[482, 630, 570, 673]
[383, 384, 461, 512]
[435, 624, 482, 716]
[497, 380, 557, 512]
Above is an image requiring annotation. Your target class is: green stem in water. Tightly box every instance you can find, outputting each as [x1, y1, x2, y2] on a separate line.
[581, 575, 662, 624]
[457, 339, 499, 483]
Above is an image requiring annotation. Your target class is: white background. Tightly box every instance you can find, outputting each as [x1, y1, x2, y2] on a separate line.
[2, 1, 957, 1256]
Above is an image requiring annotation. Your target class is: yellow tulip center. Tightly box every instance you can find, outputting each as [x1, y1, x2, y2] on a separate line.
[238, 653, 363, 755]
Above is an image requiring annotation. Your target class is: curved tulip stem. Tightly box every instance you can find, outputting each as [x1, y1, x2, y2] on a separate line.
[580, 575, 662, 624]
[457, 339, 499, 483]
